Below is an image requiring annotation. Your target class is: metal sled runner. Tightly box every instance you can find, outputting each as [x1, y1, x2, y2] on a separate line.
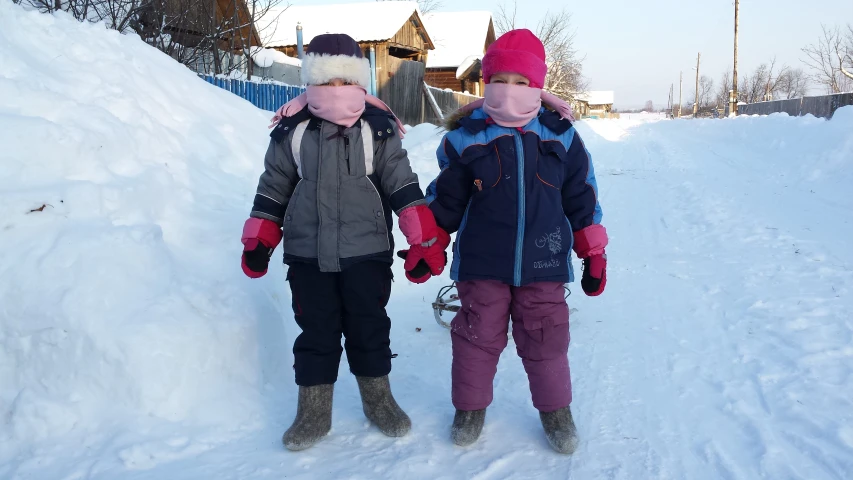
[432, 282, 576, 329]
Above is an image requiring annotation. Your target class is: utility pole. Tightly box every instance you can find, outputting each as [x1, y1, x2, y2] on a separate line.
[694, 52, 701, 117]
[678, 71, 683, 118]
[669, 83, 674, 118]
[732, 0, 740, 116]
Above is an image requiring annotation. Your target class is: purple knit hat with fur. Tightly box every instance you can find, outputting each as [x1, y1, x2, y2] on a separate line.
[301, 33, 371, 87]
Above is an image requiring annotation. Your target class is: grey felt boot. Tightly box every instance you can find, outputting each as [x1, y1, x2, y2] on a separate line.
[282, 384, 334, 451]
[356, 375, 411, 437]
[539, 406, 578, 454]
[451, 408, 486, 447]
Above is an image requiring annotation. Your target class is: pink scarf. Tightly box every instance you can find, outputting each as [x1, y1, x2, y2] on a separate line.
[482, 84, 543, 127]
[305, 85, 365, 128]
[269, 89, 408, 138]
[460, 88, 576, 125]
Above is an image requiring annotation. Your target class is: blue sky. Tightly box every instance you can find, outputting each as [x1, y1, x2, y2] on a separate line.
[295, 0, 853, 108]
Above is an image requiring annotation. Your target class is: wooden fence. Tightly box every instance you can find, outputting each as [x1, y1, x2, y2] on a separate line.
[423, 85, 482, 126]
[200, 74, 305, 112]
[199, 72, 488, 127]
[739, 93, 853, 119]
[378, 57, 427, 126]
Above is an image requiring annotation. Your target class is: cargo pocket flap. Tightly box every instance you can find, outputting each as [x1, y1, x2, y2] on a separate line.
[522, 314, 568, 331]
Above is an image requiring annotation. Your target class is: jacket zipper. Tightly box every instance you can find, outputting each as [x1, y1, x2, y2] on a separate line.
[344, 136, 351, 175]
[513, 129, 525, 287]
[566, 217, 575, 282]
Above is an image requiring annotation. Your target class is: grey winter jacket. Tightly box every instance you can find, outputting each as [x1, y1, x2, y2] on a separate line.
[249, 107, 425, 272]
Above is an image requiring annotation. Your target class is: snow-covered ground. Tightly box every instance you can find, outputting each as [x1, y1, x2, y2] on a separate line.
[2, 4, 853, 479]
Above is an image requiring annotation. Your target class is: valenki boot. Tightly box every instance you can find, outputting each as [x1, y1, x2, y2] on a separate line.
[539, 406, 578, 454]
[356, 375, 411, 437]
[282, 384, 334, 451]
[451, 408, 486, 446]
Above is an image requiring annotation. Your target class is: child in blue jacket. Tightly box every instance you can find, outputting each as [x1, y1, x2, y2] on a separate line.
[424, 29, 609, 454]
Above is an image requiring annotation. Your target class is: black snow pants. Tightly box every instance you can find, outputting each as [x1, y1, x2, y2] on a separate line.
[286, 261, 393, 386]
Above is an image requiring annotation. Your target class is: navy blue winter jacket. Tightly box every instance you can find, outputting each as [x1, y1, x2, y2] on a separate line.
[426, 107, 603, 286]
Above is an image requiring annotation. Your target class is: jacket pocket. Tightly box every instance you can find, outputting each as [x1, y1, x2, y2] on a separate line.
[337, 177, 390, 257]
[459, 146, 503, 191]
[537, 141, 568, 189]
[281, 180, 303, 241]
[282, 180, 320, 260]
[365, 178, 387, 237]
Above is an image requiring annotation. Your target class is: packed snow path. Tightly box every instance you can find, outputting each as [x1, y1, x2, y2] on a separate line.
[5, 114, 853, 479]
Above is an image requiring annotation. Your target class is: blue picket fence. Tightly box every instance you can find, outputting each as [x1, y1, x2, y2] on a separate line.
[200, 75, 305, 112]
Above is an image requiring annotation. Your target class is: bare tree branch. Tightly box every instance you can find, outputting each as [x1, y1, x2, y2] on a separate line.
[734, 59, 791, 103]
[839, 23, 853, 81]
[698, 75, 714, 109]
[377, 0, 443, 14]
[801, 24, 851, 93]
[777, 68, 809, 99]
[494, 0, 517, 34]
[495, 1, 587, 100]
[715, 69, 732, 107]
[17, 0, 287, 78]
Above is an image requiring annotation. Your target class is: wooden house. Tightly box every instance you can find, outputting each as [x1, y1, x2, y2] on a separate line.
[574, 91, 615, 118]
[137, 0, 261, 52]
[257, 1, 434, 125]
[423, 11, 495, 96]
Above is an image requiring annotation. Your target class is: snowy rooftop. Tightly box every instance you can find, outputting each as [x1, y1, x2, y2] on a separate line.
[577, 91, 615, 105]
[251, 47, 302, 68]
[424, 11, 493, 68]
[257, 2, 423, 48]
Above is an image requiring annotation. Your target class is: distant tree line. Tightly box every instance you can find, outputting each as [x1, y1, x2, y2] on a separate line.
[669, 22, 853, 116]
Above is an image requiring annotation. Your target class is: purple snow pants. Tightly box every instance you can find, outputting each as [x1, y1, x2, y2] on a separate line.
[450, 280, 571, 412]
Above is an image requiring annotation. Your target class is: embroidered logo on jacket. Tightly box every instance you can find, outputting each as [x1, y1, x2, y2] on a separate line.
[533, 227, 563, 269]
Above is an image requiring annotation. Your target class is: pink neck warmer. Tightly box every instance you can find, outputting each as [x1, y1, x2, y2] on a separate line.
[269, 90, 408, 137]
[460, 88, 576, 125]
[482, 84, 543, 127]
[304, 85, 366, 128]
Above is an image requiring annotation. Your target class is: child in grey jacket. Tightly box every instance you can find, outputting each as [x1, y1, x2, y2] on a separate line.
[240, 34, 448, 451]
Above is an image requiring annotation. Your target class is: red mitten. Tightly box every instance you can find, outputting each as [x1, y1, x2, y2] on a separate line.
[241, 218, 283, 278]
[574, 224, 608, 295]
[398, 228, 451, 283]
[398, 205, 439, 246]
[581, 254, 607, 296]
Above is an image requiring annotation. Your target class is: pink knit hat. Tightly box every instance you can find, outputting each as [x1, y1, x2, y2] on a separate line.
[482, 29, 547, 89]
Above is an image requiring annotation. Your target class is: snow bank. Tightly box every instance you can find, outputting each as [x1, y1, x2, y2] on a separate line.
[0, 2, 287, 461]
[626, 108, 853, 189]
